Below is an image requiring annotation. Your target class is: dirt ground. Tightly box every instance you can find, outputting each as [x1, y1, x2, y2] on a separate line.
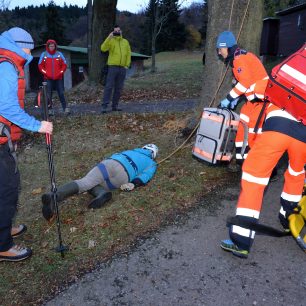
[44, 171, 306, 306]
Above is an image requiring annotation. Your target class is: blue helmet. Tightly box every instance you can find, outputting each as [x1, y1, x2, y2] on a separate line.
[216, 31, 237, 48]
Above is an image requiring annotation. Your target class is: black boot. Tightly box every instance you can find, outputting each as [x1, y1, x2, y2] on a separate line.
[41, 181, 79, 221]
[88, 185, 112, 209]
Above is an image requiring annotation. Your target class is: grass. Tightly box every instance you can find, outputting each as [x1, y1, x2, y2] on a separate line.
[0, 113, 232, 305]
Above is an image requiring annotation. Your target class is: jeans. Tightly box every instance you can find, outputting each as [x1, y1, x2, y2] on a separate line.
[102, 66, 127, 109]
[0, 144, 20, 251]
[46, 79, 67, 111]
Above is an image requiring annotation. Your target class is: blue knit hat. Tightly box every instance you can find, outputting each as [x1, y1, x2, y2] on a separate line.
[8, 27, 34, 50]
[216, 31, 237, 48]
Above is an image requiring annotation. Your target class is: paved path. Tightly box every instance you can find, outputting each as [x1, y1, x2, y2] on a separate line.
[26, 99, 199, 117]
[45, 173, 306, 306]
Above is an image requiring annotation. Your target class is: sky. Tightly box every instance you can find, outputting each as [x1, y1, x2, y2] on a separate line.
[9, 0, 203, 13]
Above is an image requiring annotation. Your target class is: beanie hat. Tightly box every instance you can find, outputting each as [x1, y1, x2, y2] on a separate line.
[7, 27, 34, 50]
[216, 31, 237, 48]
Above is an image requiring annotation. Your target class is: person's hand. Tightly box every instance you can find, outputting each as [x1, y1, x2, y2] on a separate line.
[120, 183, 135, 192]
[38, 121, 53, 134]
[108, 32, 114, 38]
[229, 97, 240, 110]
[220, 98, 231, 108]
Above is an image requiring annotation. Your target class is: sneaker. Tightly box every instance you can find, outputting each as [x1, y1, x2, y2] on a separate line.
[220, 239, 249, 258]
[112, 107, 122, 112]
[0, 245, 32, 262]
[11, 224, 27, 238]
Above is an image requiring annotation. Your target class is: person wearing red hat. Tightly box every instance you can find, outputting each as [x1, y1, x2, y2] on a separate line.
[38, 39, 70, 114]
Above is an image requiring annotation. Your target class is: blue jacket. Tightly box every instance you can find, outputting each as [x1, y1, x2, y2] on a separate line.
[0, 31, 41, 132]
[109, 148, 157, 184]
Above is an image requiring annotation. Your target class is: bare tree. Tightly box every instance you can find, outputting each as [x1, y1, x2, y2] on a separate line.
[148, 0, 186, 73]
[0, 0, 11, 10]
[200, 0, 264, 110]
[89, 0, 117, 85]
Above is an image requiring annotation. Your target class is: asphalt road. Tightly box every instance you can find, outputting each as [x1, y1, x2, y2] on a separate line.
[45, 172, 306, 306]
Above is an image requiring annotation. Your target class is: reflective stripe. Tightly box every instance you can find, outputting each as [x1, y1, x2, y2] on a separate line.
[240, 113, 249, 123]
[281, 192, 302, 203]
[235, 82, 247, 92]
[266, 109, 298, 122]
[232, 225, 255, 238]
[236, 208, 260, 219]
[235, 141, 244, 147]
[249, 128, 262, 134]
[242, 172, 269, 185]
[288, 164, 305, 176]
[236, 153, 247, 159]
[279, 206, 286, 217]
[193, 147, 231, 161]
[281, 64, 306, 85]
[229, 88, 240, 98]
[246, 94, 255, 101]
[42, 69, 46, 73]
[255, 93, 265, 99]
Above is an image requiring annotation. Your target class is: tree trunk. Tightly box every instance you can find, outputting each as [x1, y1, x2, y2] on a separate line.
[87, 0, 93, 73]
[200, 0, 264, 110]
[89, 0, 117, 85]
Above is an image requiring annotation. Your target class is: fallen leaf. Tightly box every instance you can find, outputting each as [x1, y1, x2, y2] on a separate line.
[88, 240, 96, 249]
[31, 187, 43, 195]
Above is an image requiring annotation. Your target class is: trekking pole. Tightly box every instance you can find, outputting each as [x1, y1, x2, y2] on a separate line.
[41, 82, 68, 258]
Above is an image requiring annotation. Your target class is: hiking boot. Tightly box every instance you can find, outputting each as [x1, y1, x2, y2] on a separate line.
[0, 245, 32, 262]
[11, 224, 27, 238]
[42, 182, 79, 221]
[88, 185, 112, 209]
[220, 239, 249, 258]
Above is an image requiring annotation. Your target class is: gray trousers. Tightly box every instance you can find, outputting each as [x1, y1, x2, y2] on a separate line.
[75, 159, 129, 193]
[102, 66, 126, 109]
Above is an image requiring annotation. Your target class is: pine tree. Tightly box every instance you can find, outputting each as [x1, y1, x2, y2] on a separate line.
[40, 1, 71, 45]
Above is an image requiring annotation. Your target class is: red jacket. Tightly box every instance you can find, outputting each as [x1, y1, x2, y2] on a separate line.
[38, 39, 67, 80]
[0, 49, 26, 144]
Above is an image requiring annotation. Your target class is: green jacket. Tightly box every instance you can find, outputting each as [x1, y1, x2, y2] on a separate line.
[101, 36, 131, 68]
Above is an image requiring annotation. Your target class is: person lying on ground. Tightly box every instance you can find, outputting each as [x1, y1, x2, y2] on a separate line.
[41, 144, 158, 221]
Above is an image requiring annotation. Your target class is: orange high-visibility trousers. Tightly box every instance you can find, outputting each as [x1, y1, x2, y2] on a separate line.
[235, 101, 265, 161]
[230, 131, 306, 250]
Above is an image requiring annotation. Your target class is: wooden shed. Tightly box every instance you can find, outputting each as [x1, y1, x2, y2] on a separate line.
[26, 45, 150, 90]
[276, 3, 306, 56]
[260, 17, 280, 56]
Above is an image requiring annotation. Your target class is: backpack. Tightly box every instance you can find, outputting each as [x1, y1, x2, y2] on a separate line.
[264, 43, 306, 125]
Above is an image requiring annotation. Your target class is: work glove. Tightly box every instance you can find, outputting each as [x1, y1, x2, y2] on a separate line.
[220, 98, 231, 108]
[120, 183, 135, 192]
[229, 97, 240, 110]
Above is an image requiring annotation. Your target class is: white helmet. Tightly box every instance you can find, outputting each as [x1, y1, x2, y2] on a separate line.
[142, 144, 158, 159]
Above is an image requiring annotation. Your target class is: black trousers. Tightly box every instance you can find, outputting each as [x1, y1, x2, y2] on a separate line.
[0, 144, 19, 252]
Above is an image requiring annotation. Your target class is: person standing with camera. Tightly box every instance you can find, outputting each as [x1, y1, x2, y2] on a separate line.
[100, 25, 131, 113]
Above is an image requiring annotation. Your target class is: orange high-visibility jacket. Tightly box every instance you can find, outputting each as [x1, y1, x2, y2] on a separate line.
[228, 49, 268, 101]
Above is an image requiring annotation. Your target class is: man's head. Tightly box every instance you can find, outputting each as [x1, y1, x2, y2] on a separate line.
[142, 144, 158, 159]
[46, 39, 57, 54]
[113, 25, 122, 36]
[216, 31, 237, 59]
[7, 27, 34, 53]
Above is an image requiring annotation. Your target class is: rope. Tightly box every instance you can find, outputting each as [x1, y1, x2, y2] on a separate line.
[156, 0, 252, 166]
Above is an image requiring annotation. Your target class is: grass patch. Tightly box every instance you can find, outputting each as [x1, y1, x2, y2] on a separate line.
[0, 112, 232, 305]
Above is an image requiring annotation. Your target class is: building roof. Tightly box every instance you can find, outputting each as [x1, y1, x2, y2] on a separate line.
[33, 45, 151, 59]
[276, 3, 306, 16]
